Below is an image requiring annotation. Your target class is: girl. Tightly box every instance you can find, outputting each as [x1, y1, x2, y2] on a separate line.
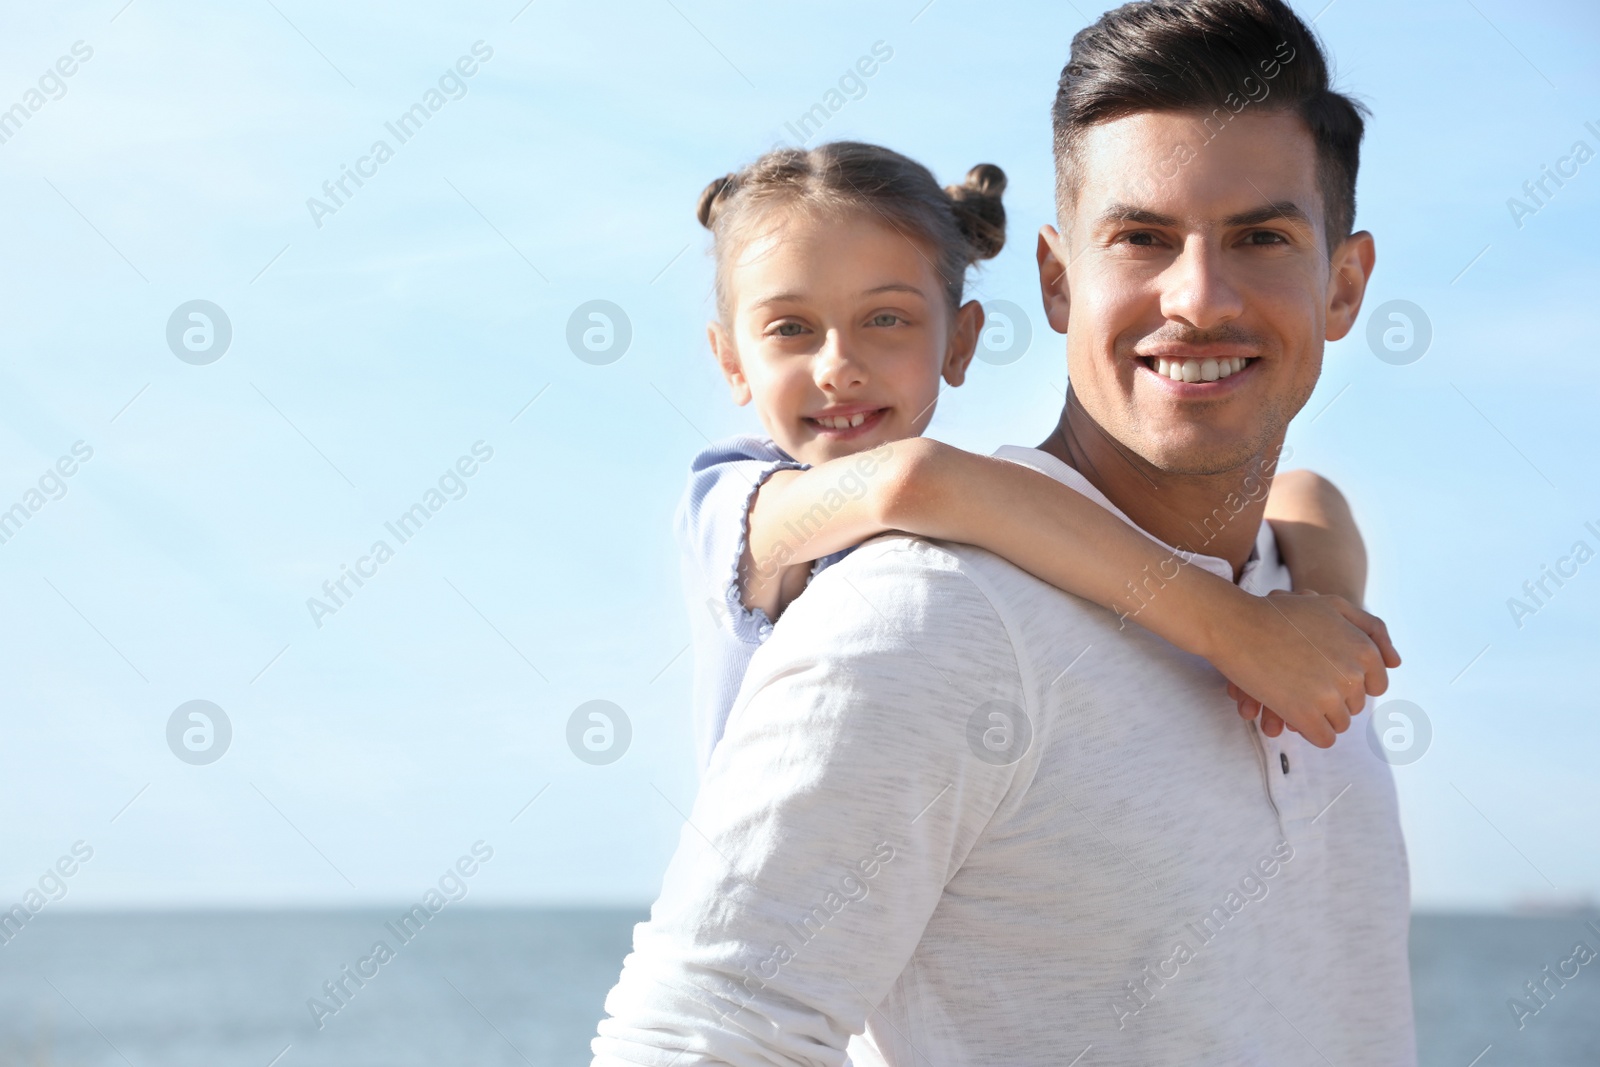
[678, 140, 1397, 770]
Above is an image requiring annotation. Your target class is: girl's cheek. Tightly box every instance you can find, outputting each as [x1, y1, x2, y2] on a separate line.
[775, 370, 811, 418]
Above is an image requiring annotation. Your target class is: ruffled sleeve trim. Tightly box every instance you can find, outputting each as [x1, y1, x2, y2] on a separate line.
[716, 459, 806, 644]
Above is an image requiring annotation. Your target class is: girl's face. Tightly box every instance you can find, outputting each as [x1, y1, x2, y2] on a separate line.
[710, 207, 982, 467]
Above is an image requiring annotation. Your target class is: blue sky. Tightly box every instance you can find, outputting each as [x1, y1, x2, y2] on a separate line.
[0, 0, 1596, 912]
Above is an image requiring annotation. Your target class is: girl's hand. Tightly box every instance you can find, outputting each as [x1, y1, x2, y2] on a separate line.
[1228, 681, 1289, 737]
[1210, 588, 1401, 748]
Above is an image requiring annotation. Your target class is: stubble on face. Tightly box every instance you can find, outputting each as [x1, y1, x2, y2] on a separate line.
[1055, 109, 1332, 481]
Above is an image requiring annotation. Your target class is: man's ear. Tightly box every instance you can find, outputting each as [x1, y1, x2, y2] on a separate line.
[942, 300, 984, 387]
[708, 321, 752, 406]
[1037, 225, 1072, 335]
[1325, 230, 1376, 342]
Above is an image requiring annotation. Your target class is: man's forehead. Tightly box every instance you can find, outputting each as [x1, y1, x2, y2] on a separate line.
[1069, 108, 1323, 230]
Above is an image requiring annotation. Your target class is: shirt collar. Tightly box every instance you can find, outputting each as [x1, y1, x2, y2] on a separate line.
[991, 445, 1283, 594]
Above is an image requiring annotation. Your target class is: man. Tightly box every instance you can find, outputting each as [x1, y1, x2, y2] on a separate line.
[594, 0, 1414, 1062]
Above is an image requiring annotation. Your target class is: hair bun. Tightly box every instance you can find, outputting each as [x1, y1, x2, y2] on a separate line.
[697, 173, 737, 229]
[946, 162, 1007, 261]
[960, 163, 1007, 199]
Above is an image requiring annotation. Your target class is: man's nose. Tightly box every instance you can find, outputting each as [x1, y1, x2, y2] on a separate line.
[814, 331, 868, 392]
[1159, 237, 1244, 332]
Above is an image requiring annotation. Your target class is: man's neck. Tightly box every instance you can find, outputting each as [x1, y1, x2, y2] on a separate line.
[1035, 388, 1282, 582]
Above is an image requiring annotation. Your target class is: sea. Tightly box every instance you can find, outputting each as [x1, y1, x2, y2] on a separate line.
[0, 910, 1594, 1065]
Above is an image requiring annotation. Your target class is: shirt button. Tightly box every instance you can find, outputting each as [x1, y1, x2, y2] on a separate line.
[1280, 752, 1290, 775]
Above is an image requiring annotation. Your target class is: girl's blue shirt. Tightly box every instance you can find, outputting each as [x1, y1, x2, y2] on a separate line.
[675, 434, 853, 769]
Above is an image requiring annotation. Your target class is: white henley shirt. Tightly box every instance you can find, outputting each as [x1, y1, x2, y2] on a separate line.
[594, 445, 1416, 1066]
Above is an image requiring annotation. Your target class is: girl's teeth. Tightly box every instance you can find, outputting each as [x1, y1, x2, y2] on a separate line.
[817, 412, 870, 429]
[1153, 356, 1250, 382]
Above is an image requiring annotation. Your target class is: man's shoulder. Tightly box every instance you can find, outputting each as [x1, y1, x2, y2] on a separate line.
[779, 532, 1098, 644]
[734, 535, 1033, 732]
[760, 534, 998, 645]
[821, 531, 1090, 601]
[808, 532, 997, 598]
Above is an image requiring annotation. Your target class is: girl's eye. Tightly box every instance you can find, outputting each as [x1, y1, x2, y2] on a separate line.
[773, 321, 807, 337]
[868, 313, 902, 327]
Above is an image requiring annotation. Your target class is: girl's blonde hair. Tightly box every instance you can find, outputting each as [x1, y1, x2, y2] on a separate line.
[696, 141, 1007, 318]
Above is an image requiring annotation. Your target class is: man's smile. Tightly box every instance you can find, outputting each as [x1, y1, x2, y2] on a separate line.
[1136, 354, 1258, 383]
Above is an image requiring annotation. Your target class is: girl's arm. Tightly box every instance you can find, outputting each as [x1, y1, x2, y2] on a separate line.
[1264, 469, 1367, 605]
[1232, 469, 1388, 737]
[739, 437, 1397, 748]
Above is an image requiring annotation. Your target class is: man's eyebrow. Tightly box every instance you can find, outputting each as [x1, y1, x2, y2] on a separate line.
[1223, 201, 1312, 228]
[1092, 201, 1314, 230]
[1094, 203, 1180, 228]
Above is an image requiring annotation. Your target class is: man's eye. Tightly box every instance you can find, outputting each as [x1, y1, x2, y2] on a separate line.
[773, 321, 806, 337]
[1124, 231, 1160, 247]
[1245, 230, 1289, 245]
[869, 313, 902, 327]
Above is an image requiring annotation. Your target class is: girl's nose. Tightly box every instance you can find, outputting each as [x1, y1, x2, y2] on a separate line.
[813, 331, 868, 392]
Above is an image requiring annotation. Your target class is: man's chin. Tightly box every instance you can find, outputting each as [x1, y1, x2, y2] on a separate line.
[1128, 431, 1280, 479]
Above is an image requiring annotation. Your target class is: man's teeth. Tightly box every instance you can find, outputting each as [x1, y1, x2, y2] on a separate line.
[816, 412, 869, 429]
[1152, 357, 1250, 382]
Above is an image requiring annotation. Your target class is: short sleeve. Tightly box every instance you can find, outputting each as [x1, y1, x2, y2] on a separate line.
[676, 436, 808, 645]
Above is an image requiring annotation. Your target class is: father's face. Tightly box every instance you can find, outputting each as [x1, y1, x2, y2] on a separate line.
[1037, 109, 1373, 477]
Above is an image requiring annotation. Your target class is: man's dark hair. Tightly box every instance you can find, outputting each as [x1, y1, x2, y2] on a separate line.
[1052, 0, 1368, 248]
